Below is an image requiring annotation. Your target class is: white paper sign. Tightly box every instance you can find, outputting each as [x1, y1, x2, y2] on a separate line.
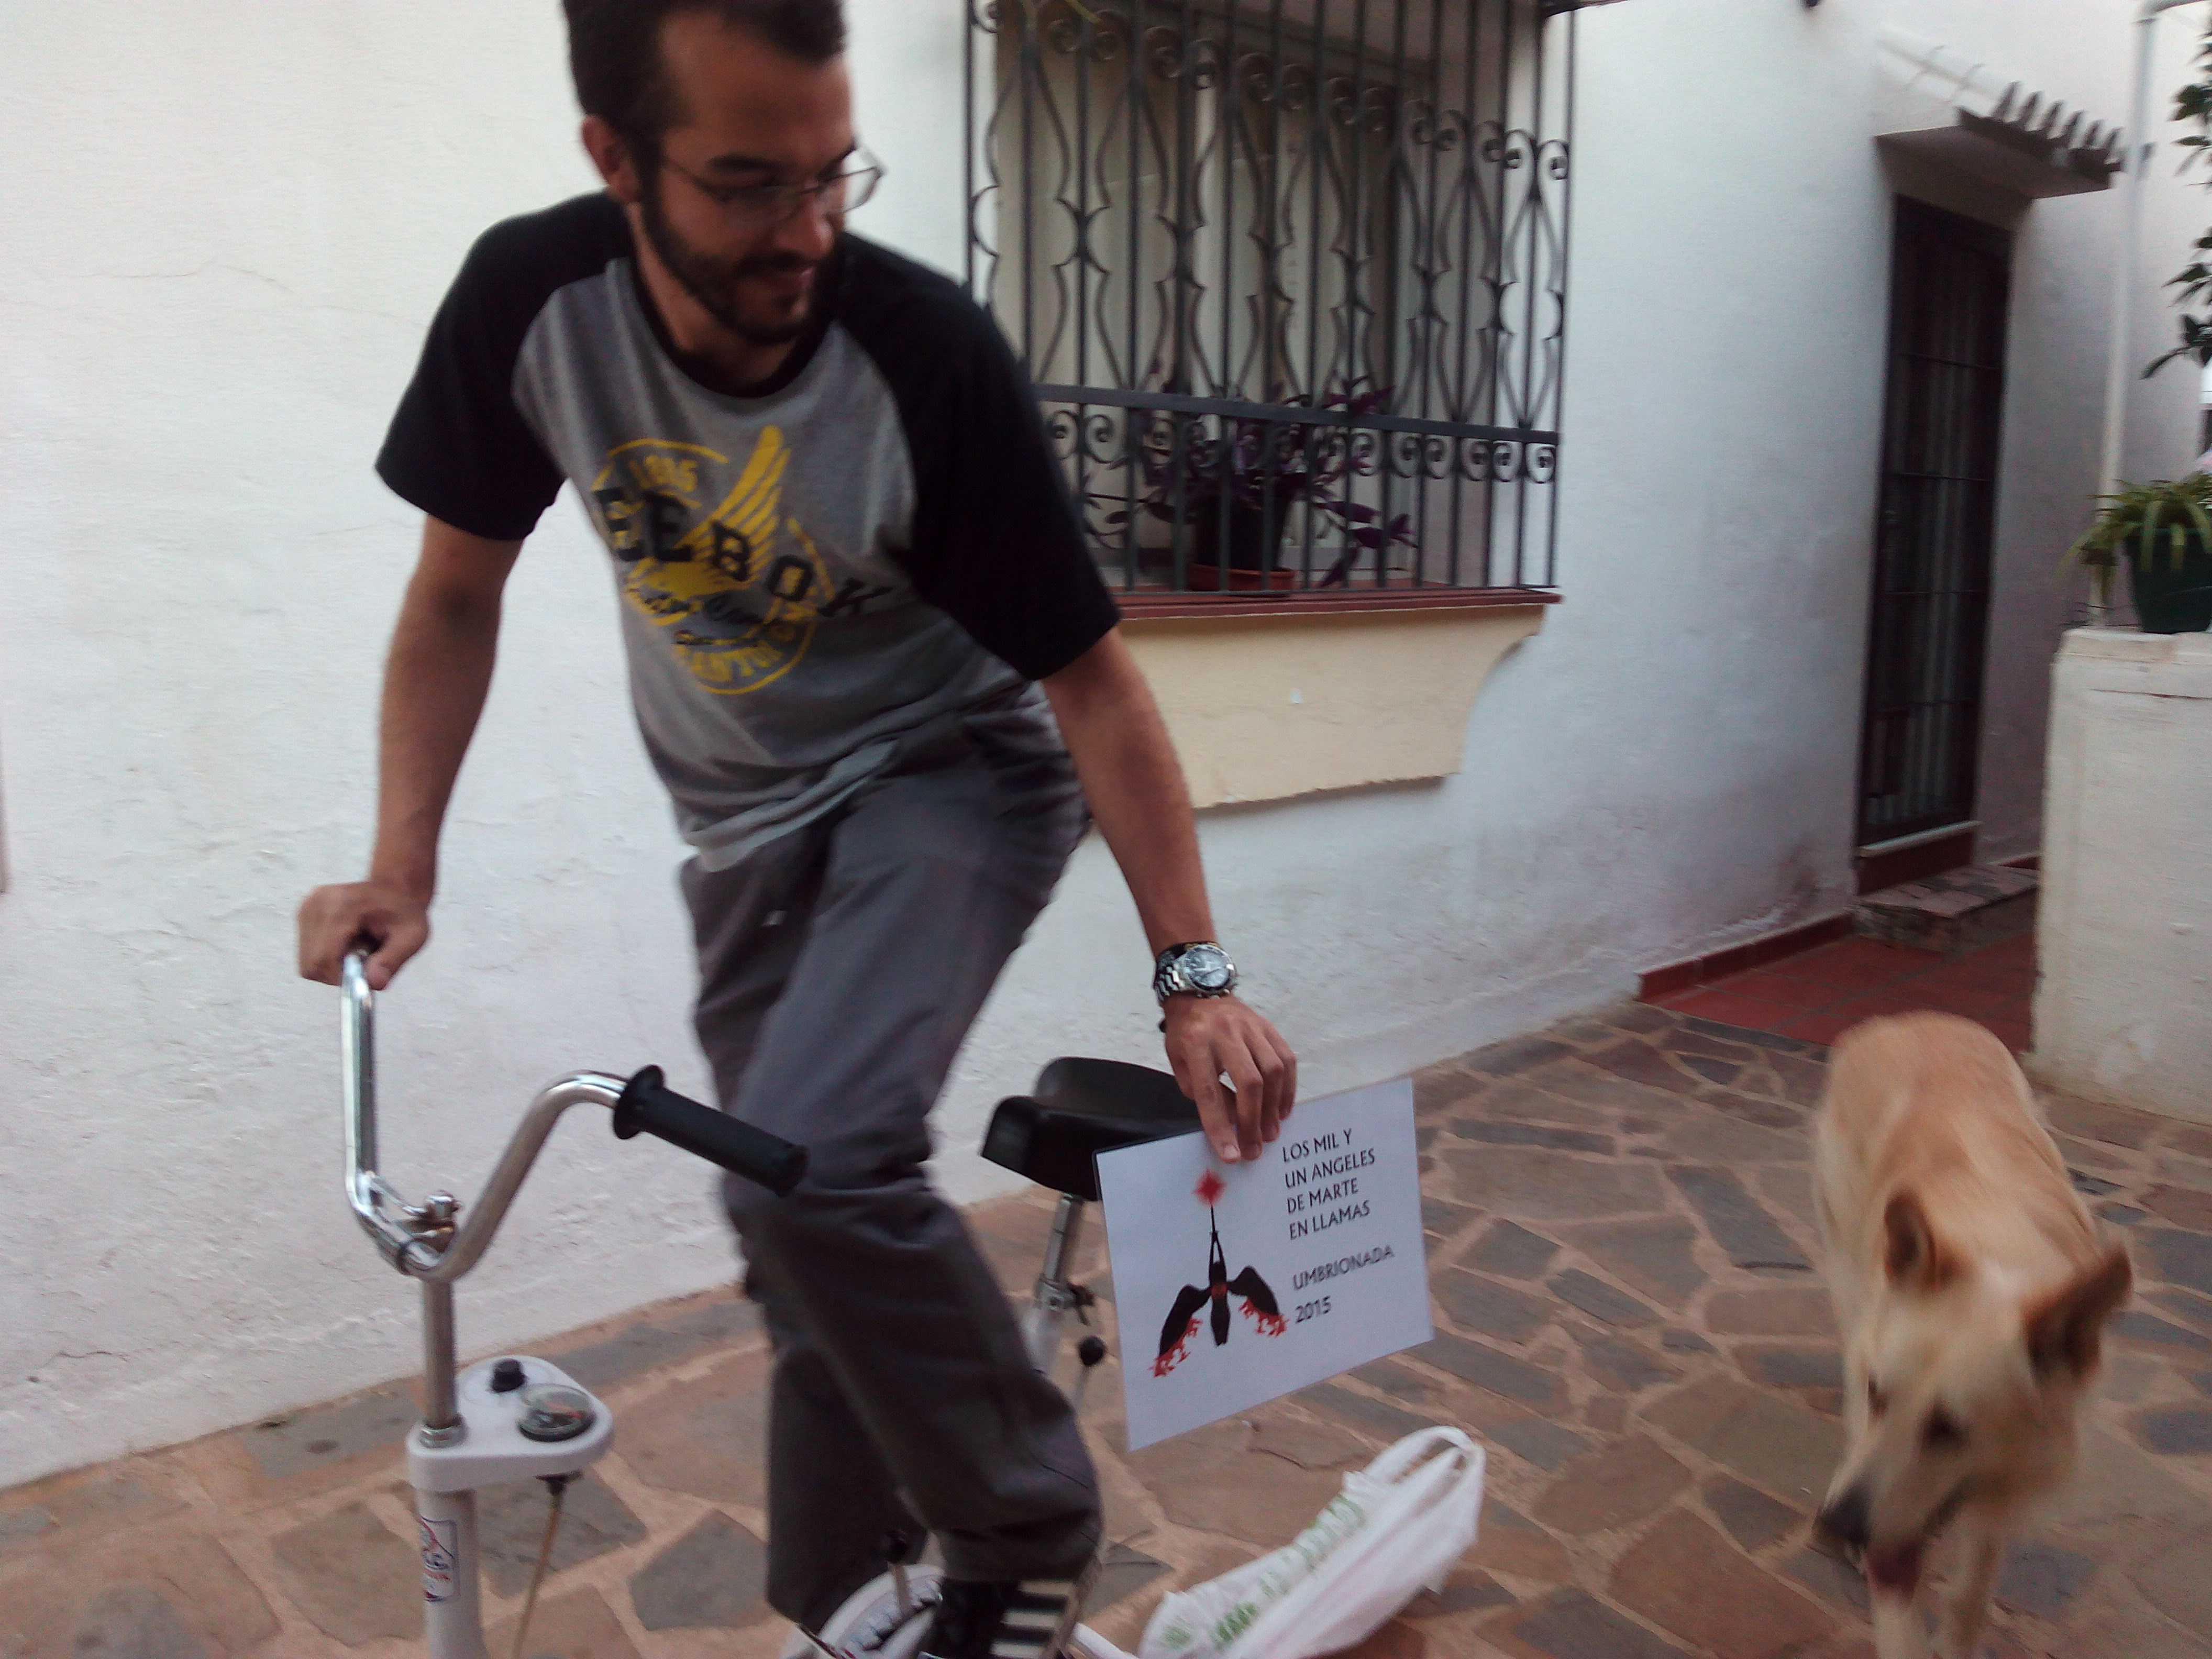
[1096, 1077, 1432, 1451]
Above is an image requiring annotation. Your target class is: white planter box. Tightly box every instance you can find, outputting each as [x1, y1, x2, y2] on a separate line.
[2034, 628, 2212, 1125]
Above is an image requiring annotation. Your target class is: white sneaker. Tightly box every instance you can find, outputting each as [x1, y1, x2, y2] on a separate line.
[782, 1566, 946, 1659]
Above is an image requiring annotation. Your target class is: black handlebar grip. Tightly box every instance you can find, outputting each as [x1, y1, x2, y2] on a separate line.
[612, 1067, 809, 1195]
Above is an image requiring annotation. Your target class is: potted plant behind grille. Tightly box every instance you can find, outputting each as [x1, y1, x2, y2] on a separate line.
[1103, 386, 1415, 591]
[2066, 474, 2212, 634]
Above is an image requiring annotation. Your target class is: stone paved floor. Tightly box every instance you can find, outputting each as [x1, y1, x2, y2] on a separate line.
[6, 1002, 2212, 1659]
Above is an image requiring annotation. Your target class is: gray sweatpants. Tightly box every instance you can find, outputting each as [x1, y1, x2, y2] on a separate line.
[683, 701, 1100, 1630]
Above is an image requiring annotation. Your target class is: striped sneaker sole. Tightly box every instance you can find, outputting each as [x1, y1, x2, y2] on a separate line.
[986, 1560, 1096, 1659]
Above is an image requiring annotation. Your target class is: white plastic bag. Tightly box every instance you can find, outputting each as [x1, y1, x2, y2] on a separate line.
[1137, 1426, 1486, 1659]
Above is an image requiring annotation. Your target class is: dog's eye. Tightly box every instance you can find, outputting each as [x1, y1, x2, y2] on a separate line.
[1923, 1408, 1967, 1451]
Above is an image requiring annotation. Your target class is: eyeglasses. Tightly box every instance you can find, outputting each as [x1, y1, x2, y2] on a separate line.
[662, 150, 883, 228]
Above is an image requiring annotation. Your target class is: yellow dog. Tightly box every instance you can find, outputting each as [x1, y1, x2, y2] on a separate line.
[1813, 1013, 2131, 1659]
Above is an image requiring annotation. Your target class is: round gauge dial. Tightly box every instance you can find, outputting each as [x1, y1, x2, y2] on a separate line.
[516, 1384, 597, 1442]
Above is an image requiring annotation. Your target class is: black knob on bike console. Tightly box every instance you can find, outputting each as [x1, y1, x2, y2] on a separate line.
[612, 1066, 808, 1196]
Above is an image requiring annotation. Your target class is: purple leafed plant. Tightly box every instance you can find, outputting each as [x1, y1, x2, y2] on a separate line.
[1094, 383, 1416, 587]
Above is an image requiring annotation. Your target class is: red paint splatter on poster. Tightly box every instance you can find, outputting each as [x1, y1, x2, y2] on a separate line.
[1153, 1317, 1199, 1377]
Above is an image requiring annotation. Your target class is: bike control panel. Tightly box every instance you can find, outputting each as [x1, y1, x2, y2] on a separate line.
[405, 1356, 613, 1494]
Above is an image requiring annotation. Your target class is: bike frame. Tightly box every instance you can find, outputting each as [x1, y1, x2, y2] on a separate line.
[341, 953, 1097, 1656]
[342, 956, 640, 1659]
[1021, 1193, 1112, 1414]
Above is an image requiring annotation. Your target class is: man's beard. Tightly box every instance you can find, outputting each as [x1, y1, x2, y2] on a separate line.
[638, 171, 827, 349]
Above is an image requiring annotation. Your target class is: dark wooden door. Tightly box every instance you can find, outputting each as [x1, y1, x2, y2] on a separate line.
[1855, 196, 2012, 849]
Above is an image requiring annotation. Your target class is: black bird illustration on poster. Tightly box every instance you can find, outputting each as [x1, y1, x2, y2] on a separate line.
[1154, 1169, 1284, 1376]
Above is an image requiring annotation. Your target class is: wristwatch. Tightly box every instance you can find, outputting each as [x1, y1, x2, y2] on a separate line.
[1154, 941, 1237, 1002]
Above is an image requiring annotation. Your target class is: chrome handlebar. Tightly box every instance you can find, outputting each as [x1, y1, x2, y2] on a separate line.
[340, 952, 625, 1281]
[340, 953, 408, 1263]
[338, 950, 802, 1449]
[341, 949, 803, 1284]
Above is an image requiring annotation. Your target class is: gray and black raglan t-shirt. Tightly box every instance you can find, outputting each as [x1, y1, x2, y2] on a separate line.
[377, 192, 1119, 868]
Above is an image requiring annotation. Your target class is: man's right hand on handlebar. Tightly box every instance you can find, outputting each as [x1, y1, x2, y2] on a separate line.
[298, 880, 430, 989]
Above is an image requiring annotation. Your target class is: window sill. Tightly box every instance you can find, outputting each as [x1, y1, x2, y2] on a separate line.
[1119, 596, 1551, 808]
[1114, 586, 1562, 621]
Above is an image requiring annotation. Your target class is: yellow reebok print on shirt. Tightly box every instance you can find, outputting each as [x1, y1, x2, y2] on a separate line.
[593, 427, 833, 696]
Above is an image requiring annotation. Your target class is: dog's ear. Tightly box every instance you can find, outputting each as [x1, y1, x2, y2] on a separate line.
[2024, 1243, 2133, 1380]
[1883, 1190, 1962, 1293]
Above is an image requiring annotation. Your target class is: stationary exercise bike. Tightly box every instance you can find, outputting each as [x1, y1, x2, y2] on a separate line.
[337, 953, 1201, 1659]
[339, 951, 806, 1657]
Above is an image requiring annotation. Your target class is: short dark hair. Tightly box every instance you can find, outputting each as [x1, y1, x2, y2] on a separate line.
[564, 1, 847, 152]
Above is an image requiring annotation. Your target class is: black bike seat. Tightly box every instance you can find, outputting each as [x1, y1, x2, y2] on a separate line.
[980, 1057, 1203, 1202]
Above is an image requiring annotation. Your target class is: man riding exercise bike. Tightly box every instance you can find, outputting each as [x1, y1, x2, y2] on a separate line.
[297, 4, 1296, 1652]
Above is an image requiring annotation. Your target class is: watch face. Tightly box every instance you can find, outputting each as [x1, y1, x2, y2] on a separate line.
[1183, 945, 1233, 990]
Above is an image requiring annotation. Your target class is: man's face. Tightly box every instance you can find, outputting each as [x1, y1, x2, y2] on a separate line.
[627, 13, 856, 348]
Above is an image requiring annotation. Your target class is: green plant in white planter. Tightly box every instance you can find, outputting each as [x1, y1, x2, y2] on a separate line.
[2067, 473, 2212, 634]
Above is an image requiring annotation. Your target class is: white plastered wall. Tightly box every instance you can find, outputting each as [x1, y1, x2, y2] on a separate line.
[2035, 630, 2212, 1124]
[1881, 0, 2212, 861]
[0, 0, 2198, 1487]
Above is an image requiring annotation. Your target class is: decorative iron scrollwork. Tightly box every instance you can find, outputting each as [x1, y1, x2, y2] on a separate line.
[967, 0, 1573, 594]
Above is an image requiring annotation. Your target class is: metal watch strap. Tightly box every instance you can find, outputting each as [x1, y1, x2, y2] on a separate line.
[1154, 941, 1236, 1003]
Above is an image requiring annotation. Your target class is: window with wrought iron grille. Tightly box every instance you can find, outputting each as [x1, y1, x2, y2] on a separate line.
[965, 0, 1579, 604]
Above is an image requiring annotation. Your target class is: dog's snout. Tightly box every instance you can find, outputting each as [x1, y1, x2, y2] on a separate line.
[1816, 1486, 1872, 1555]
